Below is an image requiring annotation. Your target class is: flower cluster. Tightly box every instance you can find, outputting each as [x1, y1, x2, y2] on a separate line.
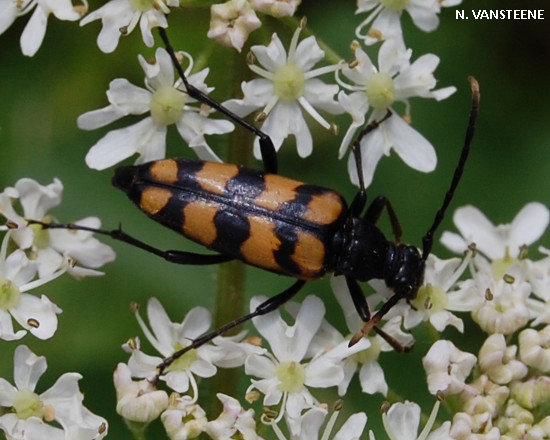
[0, 345, 107, 439]
[111, 294, 449, 439]
[0, 177, 115, 341]
[4, 1, 547, 440]
[420, 202, 550, 438]
[0, 178, 113, 437]
[0, 0, 459, 187]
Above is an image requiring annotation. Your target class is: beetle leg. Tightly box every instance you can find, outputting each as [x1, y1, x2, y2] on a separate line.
[157, 279, 307, 376]
[345, 276, 412, 352]
[28, 220, 233, 265]
[159, 28, 278, 174]
[364, 196, 403, 243]
[345, 276, 371, 322]
[372, 326, 413, 353]
[348, 110, 392, 217]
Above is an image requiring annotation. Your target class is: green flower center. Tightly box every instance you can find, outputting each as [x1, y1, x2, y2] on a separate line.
[272, 63, 306, 101]
[0, 277, 21, 310]
[150, 86, 186, 126]
[167, 346, 198, 372]
[275, 361, 306, 393]
[378, 0, 410, 12]
[29, 222, 51, 250]
[12, 388, 44, 420]
[354, 337, 381, 364]
[491, 256, 516, 281]
[365, 72, 395, 110]
[128, 0, 156, 12]
[410, 283, 448, 313]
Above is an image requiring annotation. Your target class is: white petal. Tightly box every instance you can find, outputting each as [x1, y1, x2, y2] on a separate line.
[450, 205, 503, 259]
[369, 9, 404, 44]
[13, 345, 47, 391]
[298, 407, 328, 440]
[334, 412, 368, 440]
[85, 117, 166, 170]
[385, 401, 421, 440]
[293, 35, 325, 71]
[0, 1, 18, 35]
[378, 38, 410, 76]
[146, 298, 175, 348]
[0, 309, 26, 341]
[251, 295, 324, 362]
[189, 358, 217, 378]
[140, 10, 167, 48]
[359, 362, 388, 395]
[304, 356, 344, 388]
[47, 0, 82, 20]
[244, 353, 276, 379]
[140, 47, 174, 89]
[20, 5, 48, 56]
[11, 294, 62, 340]
[439, 231, 469, 254]
[387, 113, 437, 173]
[251, 33, 286, 72]
[347, 129, 385, 188]
[0, 377, 17, 406]
[407, 0, 440, 32]
[15, 177, 63, 220]
[106, 78, 151, 112]
[509, 202, 549, 249]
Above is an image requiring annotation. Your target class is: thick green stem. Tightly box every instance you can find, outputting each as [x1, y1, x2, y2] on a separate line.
[208, 48, 254, 414]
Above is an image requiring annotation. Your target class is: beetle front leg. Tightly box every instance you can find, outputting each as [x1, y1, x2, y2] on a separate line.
[364, 195, 403, 243]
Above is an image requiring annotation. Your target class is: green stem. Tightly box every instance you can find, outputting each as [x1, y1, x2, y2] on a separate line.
[207, 47, 254, 415]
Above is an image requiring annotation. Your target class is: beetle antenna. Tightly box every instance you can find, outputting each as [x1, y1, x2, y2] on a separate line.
[421, 77, 480, 259]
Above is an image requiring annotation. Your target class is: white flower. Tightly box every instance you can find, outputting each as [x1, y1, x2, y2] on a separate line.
[113, 362, 169, 423]
[244, 295, 345, 436]
[0, 0, 86, 56]
[440, 202, 549, 267]
[329, 275, 412, 396]
[252, 0, 301, 17]
[401, 254, 469, 332]
[470, 261, 531, 335]
[80, 0, 179, 53]
[80, 47, 234, 170]
[337, 40, 455, 187]
[478, 334, 527, 385]
[126, 297, 247, 396]
[204, 394, 262, 440]
[161, 394, 207, 440]
[223, 23, 343, 159]
[0, 247, 62, 341]
[441, 204, 549, 333]
[373, 400, 452, 440]
[519, 326, 550, 373]
[0, 178, 115, 278]
[268, 405, 367, 440]
[355, 0, 463, 45]
[449, 411, 500, 439]
[0, 345, 107, 440]
[207, 0, 261, 52]
[423, 340, 476, 396]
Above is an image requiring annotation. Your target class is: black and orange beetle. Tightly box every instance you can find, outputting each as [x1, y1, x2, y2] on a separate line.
[37, 29, 480, 371]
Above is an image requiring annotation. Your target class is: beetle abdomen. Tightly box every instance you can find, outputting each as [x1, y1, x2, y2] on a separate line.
[113, 158, 347, 279]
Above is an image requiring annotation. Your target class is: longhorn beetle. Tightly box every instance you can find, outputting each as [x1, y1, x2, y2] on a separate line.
[35, 29, 480, 376]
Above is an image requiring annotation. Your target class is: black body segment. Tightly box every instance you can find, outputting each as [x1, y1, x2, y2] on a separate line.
[112, 158, 347, 279]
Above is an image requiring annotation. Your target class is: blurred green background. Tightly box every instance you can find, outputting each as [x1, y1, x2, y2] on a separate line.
[0, 0, 549, 438]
